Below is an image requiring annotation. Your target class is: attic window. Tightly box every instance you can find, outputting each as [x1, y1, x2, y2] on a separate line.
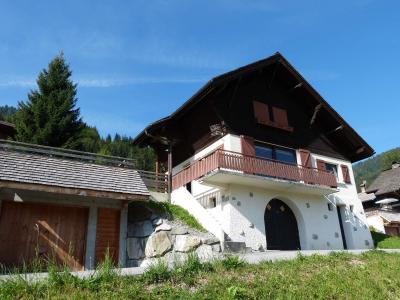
[252, 101, 293, 132]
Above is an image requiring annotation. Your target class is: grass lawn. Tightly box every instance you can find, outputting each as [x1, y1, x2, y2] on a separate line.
[371, 231, 400, 249]
[2, 251, 400, 299]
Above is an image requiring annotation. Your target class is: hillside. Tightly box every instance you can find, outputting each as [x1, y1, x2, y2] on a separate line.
[353, 147, 400, 191]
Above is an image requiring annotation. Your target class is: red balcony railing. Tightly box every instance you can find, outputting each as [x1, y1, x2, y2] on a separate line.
[172, 149, 338, 190]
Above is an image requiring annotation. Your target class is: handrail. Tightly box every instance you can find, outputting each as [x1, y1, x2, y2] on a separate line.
[172, 148, 338, 190]
[0, 139, 136, 168]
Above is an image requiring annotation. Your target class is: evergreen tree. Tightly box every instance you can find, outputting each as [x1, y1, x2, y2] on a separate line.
[14, 53, 84, 147]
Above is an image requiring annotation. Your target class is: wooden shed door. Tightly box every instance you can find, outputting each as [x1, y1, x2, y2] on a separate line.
[0, 201, 88, 271]
[95, 208, 120, 266]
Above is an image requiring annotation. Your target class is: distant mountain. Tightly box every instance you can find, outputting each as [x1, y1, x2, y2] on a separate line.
[353, 147, 400, 191]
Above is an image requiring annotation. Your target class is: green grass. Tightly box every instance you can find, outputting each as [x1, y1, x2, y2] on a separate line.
[2, 251, 400, 299]
[371, 231, 400, 249]
[147, 200, 206, 232]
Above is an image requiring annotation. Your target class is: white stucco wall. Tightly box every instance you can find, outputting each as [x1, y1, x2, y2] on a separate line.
[171, 134, 373, 250]
[366, 214, 385, 233]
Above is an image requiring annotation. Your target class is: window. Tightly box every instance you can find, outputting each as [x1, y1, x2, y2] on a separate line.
[325, 163, 339, 180]
[252, 101, 293, 132]
[327, 203, 333, 211]
[255, 144, 297, 165]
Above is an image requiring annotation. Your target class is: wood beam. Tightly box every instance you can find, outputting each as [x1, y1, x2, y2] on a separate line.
[0, 181, 148, 201]
[310, 104, 323, 127]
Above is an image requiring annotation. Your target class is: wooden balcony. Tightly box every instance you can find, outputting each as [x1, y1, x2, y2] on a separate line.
[172, 149, 338, 191]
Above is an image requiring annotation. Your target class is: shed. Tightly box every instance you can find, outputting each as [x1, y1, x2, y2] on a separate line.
[0, 140, 149, 271]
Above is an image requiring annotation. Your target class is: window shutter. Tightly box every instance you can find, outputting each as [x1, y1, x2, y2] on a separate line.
[253, 101, 270, 124]
[299, 149, 312, 168]
[272, 107, 289, 128]
[316, 159, 326, 171]
[341, 165, 351, 184]
[240, 135, 255, 156]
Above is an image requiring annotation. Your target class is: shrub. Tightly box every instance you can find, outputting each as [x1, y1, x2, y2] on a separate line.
[143, 259, 171, 284]
[219, 256, 246, 270]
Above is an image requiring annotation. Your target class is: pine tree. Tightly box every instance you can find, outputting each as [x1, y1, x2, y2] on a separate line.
[14, 53, 84, 147]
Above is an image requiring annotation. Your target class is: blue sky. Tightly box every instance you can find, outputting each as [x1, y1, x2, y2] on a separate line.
[0, 0, 399, 154]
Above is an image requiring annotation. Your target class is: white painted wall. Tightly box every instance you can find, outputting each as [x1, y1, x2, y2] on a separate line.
[366, 214, 385, 233]
[171, 134, 373, 250]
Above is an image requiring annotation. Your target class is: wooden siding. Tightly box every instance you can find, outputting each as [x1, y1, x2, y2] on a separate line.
[95, 208, 120, 266]
[0, 201, 88, 271]
[172, 149, 338, 190]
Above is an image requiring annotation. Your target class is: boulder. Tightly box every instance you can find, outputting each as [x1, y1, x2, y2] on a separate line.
[170, 226, 188, 235]
[175, 235, 202, 252]
[195, 244, 214, 262]
[145, 231, 172, 257]
[152, 217, 163, 226]
[201, 236, 220, 245]
[127, 237, 148, 260]
[128, 221, 153, 237]
[155, 222, 172, 232]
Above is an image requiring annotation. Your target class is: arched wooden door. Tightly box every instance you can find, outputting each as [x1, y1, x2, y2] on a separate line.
[265, 199, 300, 250]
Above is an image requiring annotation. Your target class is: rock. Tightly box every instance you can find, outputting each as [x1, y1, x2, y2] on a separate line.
[145, 231, 172, 257]
[152, 217, 163, 226]
[195, 245, 214, 262]
[128, 202, 153, 222]
[127, 237, 148, 260]
[128, 221, 154, 237]
[201, 236, 220, 245]
[175, 235, 202, 252]
[170, 226, 188, 235]
[211, 243, 221, 253]
[155, 222, 172, 232]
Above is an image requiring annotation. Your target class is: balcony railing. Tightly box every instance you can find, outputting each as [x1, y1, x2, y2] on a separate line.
[172, 149, 338, 190]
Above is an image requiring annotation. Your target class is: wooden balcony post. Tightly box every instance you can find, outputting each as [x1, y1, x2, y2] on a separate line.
[167, 145, 172, 202]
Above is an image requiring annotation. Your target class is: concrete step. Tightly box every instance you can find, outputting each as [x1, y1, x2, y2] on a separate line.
[223, 241, 252, 254]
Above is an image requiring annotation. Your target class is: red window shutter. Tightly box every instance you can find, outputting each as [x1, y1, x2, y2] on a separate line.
[341, 165, 351, 184]
[240, 135, 255, 156]
[272, 107, 289, 128]
[299, 149, 312, 168]
[316, 159, 326, 171]
[253, 101, 270, 124]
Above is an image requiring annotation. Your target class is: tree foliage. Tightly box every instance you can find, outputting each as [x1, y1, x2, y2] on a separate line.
[1, 53, 156, 171]
[14, 53, 84, 148]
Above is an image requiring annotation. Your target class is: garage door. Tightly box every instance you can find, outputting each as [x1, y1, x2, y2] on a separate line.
[0, 201, 88, 271]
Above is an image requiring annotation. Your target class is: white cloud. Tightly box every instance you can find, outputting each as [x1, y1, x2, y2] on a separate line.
[0, 79, 35, 88]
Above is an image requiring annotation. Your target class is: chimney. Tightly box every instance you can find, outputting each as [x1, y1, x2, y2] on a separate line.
[360, 180, 367, 193]
[392, 161, 400, 169]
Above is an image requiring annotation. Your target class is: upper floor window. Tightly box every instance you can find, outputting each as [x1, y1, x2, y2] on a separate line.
[255, 144, 297, 165]
[252, 101, 293, 132]
[325, 163, 339, 180]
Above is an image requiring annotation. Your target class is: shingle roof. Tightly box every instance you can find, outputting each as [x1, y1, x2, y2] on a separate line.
[358, 192, 376, 202]
[0, 149, 150, 197]
[367, 167, 400, 196]
[380, 211, 400, 223]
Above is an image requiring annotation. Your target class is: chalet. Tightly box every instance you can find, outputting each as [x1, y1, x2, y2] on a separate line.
[0, 140, 149, 271]
[134, 52, 374, 251]
[360, 162, 400, 236]
[0, 121, 15, 139]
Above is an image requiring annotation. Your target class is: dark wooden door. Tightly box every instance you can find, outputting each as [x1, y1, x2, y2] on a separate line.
[0, 201, 88, 271]
[95, 208, 120, 266]
[265, 199, 300, 250]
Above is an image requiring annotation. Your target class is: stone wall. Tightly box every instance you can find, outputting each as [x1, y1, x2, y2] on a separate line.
[126, 202, 222, 267]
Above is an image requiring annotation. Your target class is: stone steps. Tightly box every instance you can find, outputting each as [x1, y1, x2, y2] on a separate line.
[223, 241, 252, 254]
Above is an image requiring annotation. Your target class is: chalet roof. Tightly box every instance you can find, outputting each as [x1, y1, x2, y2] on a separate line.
[0, 149, 150, 198]
[0, 121, 15, 136]
[367, 167, 400, 196]
[358, 191, 376, 202]
[133, 52, 374, 162]
[380, 211, 400, 223]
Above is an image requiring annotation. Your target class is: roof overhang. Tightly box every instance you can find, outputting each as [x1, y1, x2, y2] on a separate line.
[133, 52, 374, 162]
[0, 180, 149, 202]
